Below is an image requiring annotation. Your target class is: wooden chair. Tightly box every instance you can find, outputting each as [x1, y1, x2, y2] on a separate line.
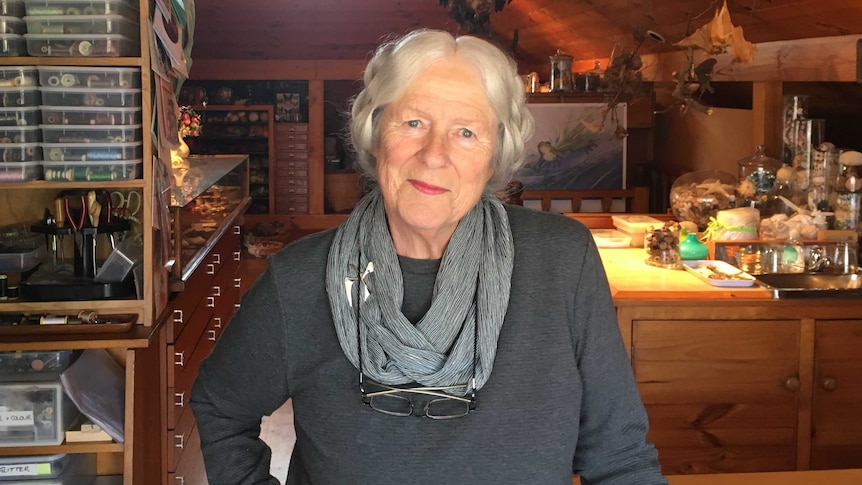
[519, 187, 650, 213]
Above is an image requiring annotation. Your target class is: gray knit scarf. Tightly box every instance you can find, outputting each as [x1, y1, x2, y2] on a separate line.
[326, 187, 513, 394]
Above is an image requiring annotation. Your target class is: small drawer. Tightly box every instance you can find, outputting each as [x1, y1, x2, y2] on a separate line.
[0, 160, 41, 183]
[0, 0, 24, 17]
[274, 123, 307, 133]
[0, 126, 40, 142]
[38, 65, 141, 88]
[0, 87, 40, 108]
[275, 177, 308, 187]
[42, 141, 142, 161]
[0, 66, 38, 87]
[277, 204, 308, 214]
[24, 14, 138, 38]
[0, 15, 24, 34]
[23, 0, 137, 18]
[42, 158, 140, 181]
[41, 87, 141, 107]
[0, 106, 39, 126]
[40, 123, 141, 143]
[274, 141, 307, 151]
[40, 105, 141, 125]
[277, 169, 308, 178]
[275, 150, 307, 160]
[0, 350, 74, 382]
[24, 33, 137, 57]
[0, 142, 40, 161]
[275, 159, 307, 170]
[0, 33, 26, 56]
[0, 380, 79, 447]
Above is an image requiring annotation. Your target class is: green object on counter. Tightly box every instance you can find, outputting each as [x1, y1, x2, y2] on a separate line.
[680, 233, 709, 260]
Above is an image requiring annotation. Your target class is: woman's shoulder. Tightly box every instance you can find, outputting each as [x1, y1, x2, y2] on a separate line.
[504, 204, 591, 241]
[267, 227, 337, 269]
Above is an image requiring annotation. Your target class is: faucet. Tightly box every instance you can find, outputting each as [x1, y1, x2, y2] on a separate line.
[807, 246, 833, 273]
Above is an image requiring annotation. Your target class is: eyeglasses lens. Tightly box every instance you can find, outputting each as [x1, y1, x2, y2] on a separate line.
[367, 394, 413, 417]
[425, 398, 471, 419]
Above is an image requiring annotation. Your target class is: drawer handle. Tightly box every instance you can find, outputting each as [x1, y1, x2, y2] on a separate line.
[234, 303, 241, 310]
[233, 225, 241, 235]
[212, 285, 221, 297]
[233, 251, 241, 261]
[821, 377, 837, 392]
[784, 376, 800, 392]
[206, 263, 215, 275]
[208, 329, 217, 341]
[234, 278, 242, 288]
[212, 253, 221, 265]
[213, 317, 222, 328]
[174, 392, 185, 408]
[174, 433, 185, 449]
[174, 351, 184, 367]
[175, 477, 184, 485]
[173, 309, 183, 324]
[207, 296, 215, 308]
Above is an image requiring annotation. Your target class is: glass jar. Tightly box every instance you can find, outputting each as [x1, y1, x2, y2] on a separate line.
[834, 150, 862, 231]
[644, 222, 681, 269]
[549, 50, 573, 93]
[736, 145, 783, 216]
[669, 170, 738, 231]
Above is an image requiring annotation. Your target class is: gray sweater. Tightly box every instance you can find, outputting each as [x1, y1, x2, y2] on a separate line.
[191, 205, 668, 485]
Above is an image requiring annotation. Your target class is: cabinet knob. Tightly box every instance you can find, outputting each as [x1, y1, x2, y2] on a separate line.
[174, 392, 185, 408]
[784, 376, 800, 392]
[174, 433, 185, 449]
[821, 377, 837, 392]
[174, 351, 184, 367]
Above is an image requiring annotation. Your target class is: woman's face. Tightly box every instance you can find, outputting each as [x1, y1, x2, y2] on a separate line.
[375, 56, 497, 254]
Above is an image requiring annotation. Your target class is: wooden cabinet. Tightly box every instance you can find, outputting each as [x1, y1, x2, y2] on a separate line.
[273, 122, 309, 214]
[811, 319, 862, 469]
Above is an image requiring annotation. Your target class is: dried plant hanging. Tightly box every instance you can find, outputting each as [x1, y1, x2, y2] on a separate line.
[675, 0, 755, 63]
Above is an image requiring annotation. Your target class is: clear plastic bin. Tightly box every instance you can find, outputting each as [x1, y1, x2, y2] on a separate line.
[0, 222, 38, 251]
[0, 87, 40, 108]
[0, 453, 72, 480]
[0, 454, 96, 484]
[42, 141, 141, 161]
[0, 33, 25, 56]
[0, 142, 40, 162]
[0, 351, 74, 382]
[23, 14, 138, 38]
[94, 238, 140, 283]
[0, 381, 80, 447]
[0, 107, 39, 126]
[0, 15, 24, 34]
[40, 105, 140, 125]
[0, 0, 24, 17]
[42, 158, 139, 181]
[0, 67, 38, 88]
[24, 33, 137, 57]
[40, 123, 140, 143]
[0, 246, 42, 271]
[40, 87, 141, 108]
[23, 0, 136, 19]
[38, 66, 140, 88]
[0, 161, 41, 183]
[0, 126, 40, 142]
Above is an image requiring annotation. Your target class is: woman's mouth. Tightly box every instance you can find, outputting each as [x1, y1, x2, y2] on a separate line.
[409, 179, 447, 195]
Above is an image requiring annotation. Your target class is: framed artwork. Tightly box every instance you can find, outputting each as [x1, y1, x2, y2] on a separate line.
[276, 92, 302, 122]
[515, 103, 627, 190]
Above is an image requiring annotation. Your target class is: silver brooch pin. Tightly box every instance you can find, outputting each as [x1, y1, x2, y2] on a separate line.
[344, 261, 374, 306]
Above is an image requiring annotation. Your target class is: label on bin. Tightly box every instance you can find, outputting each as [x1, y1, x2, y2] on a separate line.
[0, 461, 51, 477]
[0, 410, 34, 426]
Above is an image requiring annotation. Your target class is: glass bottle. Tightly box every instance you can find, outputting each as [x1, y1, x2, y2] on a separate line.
[833, 150, 862, 232]
[736, 145, 783, 216]
[679, 233, 709, 260]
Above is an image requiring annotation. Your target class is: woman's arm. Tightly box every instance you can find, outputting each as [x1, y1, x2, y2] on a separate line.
[571, 241, 669, 485]
[191, 265, 291, 485]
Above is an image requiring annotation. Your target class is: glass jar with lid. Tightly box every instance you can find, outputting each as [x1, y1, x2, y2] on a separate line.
[549, 50, 573, 92]
[736, 145, 783, 216]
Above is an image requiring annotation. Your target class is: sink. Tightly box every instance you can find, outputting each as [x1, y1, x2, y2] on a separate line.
[754, 272, 862, 299]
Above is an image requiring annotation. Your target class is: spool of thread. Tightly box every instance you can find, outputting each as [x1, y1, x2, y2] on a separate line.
[40, 316, 68, 325]
[78, 311, 98, 324]
[7, 286, 18, 299]
[0, 274, 7, 300]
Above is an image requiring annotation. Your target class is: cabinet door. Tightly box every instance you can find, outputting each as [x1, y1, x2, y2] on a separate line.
[633, 320, 800, 474]
[812, 319, 862, 469]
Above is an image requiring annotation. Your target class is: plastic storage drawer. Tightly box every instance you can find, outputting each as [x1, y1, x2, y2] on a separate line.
[23, 0, 137, 19]
[24, 33, 136, 57]
[40, 106, 139, 126]
[38, 66, 140, 88]
[42, 159, 139, 181]
[0, 67, 38, 88]
[0, 16, 24, 34]
[0, 107, 39, 126]
[0, 381, 79, 447]
[0, 142, 40, 162]
[0, 0, 24, 17]
[0, 453, 71, 480]
[0, 34, 25, 56]
[42, 141, 141, 161]
[0, 161, 41, 183]
[40, 87, 141, 108]
[23, 15, 138, 38]
[0, 247, 42, 271]
[0, 87, 40, 108]
[0, 126, 40, 142]
[40, 124, 140, 143]
[0, 351, 74, 382]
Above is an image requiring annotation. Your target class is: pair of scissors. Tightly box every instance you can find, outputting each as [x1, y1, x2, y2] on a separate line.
[110, 190, 142, 224]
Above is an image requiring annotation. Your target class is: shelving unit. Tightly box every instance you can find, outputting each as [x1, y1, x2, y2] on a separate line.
[0, 0, 161, 483]
[190, 105, 274, 214]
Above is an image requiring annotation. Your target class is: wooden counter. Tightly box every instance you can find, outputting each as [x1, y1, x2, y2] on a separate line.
[573, 468, 862, 484]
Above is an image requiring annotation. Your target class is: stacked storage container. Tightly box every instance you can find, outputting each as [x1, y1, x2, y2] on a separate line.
[22, 0, 139, 57]
[0, 65, 41, 183]
[0, 351, 92, 484]
[0, 0, 25, 56]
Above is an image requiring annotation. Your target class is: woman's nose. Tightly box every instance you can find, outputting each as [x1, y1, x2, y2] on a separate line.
[419, 130, 449, 168]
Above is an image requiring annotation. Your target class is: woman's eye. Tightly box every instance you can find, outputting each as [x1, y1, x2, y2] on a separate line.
[459, 128, 474, 138]
[406, 120, 420, 128]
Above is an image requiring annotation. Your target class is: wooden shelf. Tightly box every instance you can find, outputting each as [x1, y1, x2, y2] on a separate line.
[0, 441, 125, 456]
[0, 57, 145, 67]
[0, 180, 146, 190]
[0, 323, 157, 351]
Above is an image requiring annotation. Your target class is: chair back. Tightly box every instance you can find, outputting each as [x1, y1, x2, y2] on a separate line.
[519, 187, 649, 213]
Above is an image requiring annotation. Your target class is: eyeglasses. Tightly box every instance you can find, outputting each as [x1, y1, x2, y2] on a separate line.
[353, 253, 479, 419]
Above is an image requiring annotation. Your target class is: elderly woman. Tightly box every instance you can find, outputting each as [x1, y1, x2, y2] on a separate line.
[191, 29, 667, 485]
